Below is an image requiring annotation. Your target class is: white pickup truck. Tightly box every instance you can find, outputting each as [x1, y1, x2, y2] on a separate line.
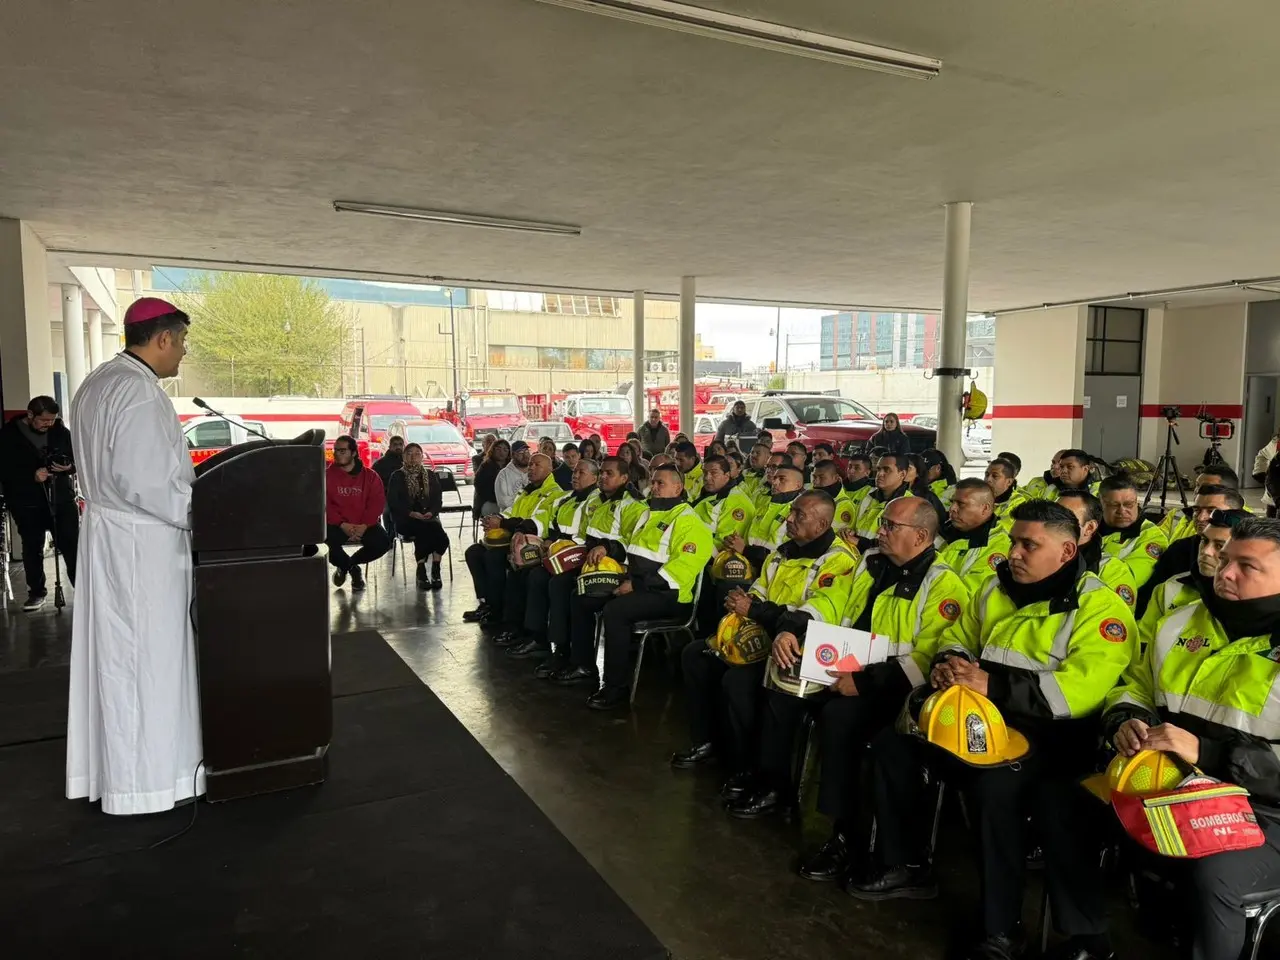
[183, 414, 270, 465]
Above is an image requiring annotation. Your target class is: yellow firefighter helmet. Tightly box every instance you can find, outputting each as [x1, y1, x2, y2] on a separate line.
[915, 685, 1030, 767]
[711, 549, 755, 585]
[576, 556, 626, 597]
[708, 613, 771, 666]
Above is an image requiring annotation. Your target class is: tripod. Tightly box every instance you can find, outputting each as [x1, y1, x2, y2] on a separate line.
[43, 481, 66, 611]
[1142, 417, 1189, 517]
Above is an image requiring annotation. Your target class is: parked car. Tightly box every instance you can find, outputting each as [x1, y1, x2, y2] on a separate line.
[737, 391, 936, 460]
[183, 414, 269, 466]
[386, 418, 474, 484]
[506, 421, 576, 446]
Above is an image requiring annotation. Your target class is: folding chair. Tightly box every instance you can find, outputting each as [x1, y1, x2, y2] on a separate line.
[628, 573, 704, 704]
[389, 531, 452, 582]
[434, 469, 474, 544]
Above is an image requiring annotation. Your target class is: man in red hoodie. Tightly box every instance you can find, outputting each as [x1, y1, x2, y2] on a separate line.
[326, 435, 391, 590]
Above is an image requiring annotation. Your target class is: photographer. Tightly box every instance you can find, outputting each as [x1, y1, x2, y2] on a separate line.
[0, 396, 78, 610]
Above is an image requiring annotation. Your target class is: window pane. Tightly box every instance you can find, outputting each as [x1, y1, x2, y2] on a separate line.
[1104, 308, 1143, 341]
[1084, 340, 1101, 374]
[1088, 307, 1102, 339]
[1103, 340, 1141, 374]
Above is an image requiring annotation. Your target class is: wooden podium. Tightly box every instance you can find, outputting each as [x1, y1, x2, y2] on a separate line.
[191, 430, 331, 802]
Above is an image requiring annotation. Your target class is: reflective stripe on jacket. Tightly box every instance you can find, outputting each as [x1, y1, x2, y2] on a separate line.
[507, 473, 565, 536]
[539, 488, 601, 543]
[748, 498, 795, 551]
[627, 502, 715, 603]
[1101, 519, 1168, 587]
[936, 525, 1011, 594]
[693, 485, 756, 549]
[585, 490, 646, 544]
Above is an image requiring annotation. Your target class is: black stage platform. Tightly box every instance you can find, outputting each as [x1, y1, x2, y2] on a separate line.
[0, 630, 669, 959]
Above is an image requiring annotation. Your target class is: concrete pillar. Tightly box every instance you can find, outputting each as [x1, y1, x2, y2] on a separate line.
[102, 324, 120, 364]
[0, 219, 54, 415]
[935, 201, 972, 466]
[633, 291, 645, 430]
[679, 276, 696, 435]
[61, 284, 87, 404]
[991, 305, 1089, 475]
[86, 307, 103, 370]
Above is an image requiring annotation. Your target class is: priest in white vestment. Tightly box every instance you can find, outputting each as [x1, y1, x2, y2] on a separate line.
[66, 297, 205, 815]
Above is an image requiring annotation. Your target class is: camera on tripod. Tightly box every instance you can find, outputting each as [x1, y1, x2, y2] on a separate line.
[1196, 408, 1235, 442]
[44, 450, 73, 472]
[1161, 405, 1181, 421]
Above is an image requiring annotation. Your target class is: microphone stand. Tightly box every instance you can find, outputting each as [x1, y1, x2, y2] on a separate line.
[192, 398, 275, 444]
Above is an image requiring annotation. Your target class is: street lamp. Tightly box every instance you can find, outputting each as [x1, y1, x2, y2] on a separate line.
[442, 288, 461, 400]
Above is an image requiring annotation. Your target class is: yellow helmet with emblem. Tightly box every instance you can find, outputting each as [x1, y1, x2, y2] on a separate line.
[576, 556, 626, 597]
[711, 549, 755, 585]
[913, 685, 1030, 767]
[1082, 748, 1186, 803]
[484, 527, 513, 549]
[708, 613, 770, 665]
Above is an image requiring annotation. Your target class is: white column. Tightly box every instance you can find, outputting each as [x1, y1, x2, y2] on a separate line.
[935, 201, 972, 466]
[0, 219, 54, 413]
[679, 276, 696, 435]
[86, 307, 103, 370]
[61, 284, 88, 405]
[632, 291, 646, 429]
[102, 324, 120, 363]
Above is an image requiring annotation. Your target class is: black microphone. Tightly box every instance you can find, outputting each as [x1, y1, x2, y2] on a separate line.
[192, 397, 274, 444]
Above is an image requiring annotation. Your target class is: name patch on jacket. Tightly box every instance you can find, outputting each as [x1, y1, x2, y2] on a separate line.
[1177, 635, 1210, 654]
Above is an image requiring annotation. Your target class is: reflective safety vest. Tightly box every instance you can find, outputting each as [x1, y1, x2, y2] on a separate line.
[940, 569, 1136, 719]
[508, 473, 566, 536]
[739, 470, 766, 503]
[1021, 476, 1051, 501]
[626, 502, 714, 603]
[683, 463, 704, 500]
[749, 538, 858, 612]
[930, 479, 956, 508]
[585, 488, 647, 546]
[1109, 601, 1280, 741]
[844, 481, 874, 508]
[693, 484, 756, 549]
[1101, 520, 1168, 587]
[992, 490, 1030, 530]
[852, 487, 913, 541]
[794, 551, 969, 691]
[1097, 554, 1139, 612]
[538, 488, 601, 543]
[831, 488, 857, 533]
[936, 522, 1011, 594]
[1158, 508, 1196, 543]
[748, 495, 797, 552]
[1045, 480, 1100, 501]
[1135, 572, 1202, 656]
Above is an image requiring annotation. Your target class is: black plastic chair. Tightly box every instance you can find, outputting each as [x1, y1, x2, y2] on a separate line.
[434, 469, 474, 540]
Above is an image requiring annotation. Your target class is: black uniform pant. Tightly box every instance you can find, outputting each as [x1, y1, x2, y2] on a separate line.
[568, 589, 686, 688]
[326, 523, 391, 570]
[695, 574, 744, 637]
[464, 543, 510, 610]
[503, 566, 535, 629]
[867, 726, 1107, 940]
[1185, 818, 1280, 960]
[757, 688, 896, 823]
[524, 567, 578, 651]
[680, 638, 766, 771]
[398, 518, 449, 562]
[12, 501, 78, 594]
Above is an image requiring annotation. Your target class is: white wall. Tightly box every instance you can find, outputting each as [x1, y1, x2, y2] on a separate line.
[991, 305, 1087, 474]
[0, 220, 54, 412]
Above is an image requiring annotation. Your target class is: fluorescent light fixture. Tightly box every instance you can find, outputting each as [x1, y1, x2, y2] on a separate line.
[333, 201, 582, 237]
[531, 0, 940, 79]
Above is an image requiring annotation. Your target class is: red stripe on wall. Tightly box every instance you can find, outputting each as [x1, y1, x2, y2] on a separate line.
[991, 404, 1084, 419]
[1138, 404, 1243, 419]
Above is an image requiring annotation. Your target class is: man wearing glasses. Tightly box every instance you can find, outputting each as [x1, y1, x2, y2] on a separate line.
[1097, 476, 1169, 587]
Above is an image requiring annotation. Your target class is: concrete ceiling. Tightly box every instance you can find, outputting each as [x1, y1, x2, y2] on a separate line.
[5, 0, 1280, 311]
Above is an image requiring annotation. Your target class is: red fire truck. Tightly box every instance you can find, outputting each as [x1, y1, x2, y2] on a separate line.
[422, 389, 527, 450]
[560, 393, 634, 454]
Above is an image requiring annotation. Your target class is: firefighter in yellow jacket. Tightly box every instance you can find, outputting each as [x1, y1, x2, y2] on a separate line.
[1103, 518, 1280, 960]
[1097, 475, 1169, 587]
[576, 463, 713, 711]
[692, 454, 755, 549]
[811, 460, 858, 533]
[850, 452, 915, 550]
[851, 499, 1135, 960]
[1056, 488, 1140, 613]
[671, 490, 857, 797]
[736, 462, 805, 573]
[726, 498, 971, 886]
[936, 478, 1011, 593]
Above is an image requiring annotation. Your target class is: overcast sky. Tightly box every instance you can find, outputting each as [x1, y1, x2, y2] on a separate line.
[696, 303, 826, 370]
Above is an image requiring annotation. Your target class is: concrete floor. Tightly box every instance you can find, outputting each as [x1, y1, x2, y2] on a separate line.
[0, 519, 1258, 960]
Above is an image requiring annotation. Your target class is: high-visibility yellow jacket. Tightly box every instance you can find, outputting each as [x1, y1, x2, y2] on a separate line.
[785, 548, 969, 697]
[746, 530, 858, 635]
[1105, 600, 1280, 811]
[938, 563, 1136, 722]
[936, 519, 1011, 594]
[747, 492, 800, 559]
[930, 479, 956, 508]
[843, 479, 875, 506]
[852, 483, 913, 542]
[1157, 508, 1195, 543]
[1096, 553, 1139, 612]
[692, 481, 756, 550]
[832, 488, 858, 532]
[1101, 519, 1168, 587]
[739, 469, 766, 503]
[500, 473, 567, 536]
[584, 487, 648, 563]
[626, 500, 714, 603]
[683, 462, 704, 500]
[1020, 475, 1052, 501]
[1135, 571, 1204, 655]
[537, 487, 601, 543]
[992, 489, 1031, 530]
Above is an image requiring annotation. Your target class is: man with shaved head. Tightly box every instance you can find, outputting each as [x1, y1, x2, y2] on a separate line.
[937, 478, 1011, 592]
[728, 497, 971, 894]
[464, 452, 564, 626]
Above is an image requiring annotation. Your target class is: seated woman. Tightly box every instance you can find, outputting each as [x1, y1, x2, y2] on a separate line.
[387, 442, 449, 590]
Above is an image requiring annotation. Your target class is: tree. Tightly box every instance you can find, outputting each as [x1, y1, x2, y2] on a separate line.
[766, 373, 787, 390]
[175, 272, 350, 396]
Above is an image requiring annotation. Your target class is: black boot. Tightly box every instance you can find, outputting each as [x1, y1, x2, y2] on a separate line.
[415, 562, 429, 589]
[430, 560, 443, 590]
[535, 653, 569, 679]
[724, 787, 783, 820]
[799, 830, 852, 882]
[670, 742, 716, 769]
[719, 772, 757, 803]
[845, 864, 938, 902]
[463, 601, 490, 622]
[586, 685, 630, 711]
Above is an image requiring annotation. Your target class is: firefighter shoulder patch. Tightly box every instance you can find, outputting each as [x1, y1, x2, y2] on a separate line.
[682, 542, 697, 554]
[1146, 542, 1163, 559]
[732, 508, 745, 521]
[938, 599, 961, 621]
[1100, 618, 1129, 643]
[818, 573, 835, 588]
[988, 553, 1006, 571]
[1117, 584, 1135, 606]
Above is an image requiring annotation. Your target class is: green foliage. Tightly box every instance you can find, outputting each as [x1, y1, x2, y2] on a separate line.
[766, 373, 787, 390]
[175, 272, 350, 395]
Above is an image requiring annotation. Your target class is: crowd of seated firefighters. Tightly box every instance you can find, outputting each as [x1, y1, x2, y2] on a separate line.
[452, 423, 1276, 960]
[324, 412, 1274, 960]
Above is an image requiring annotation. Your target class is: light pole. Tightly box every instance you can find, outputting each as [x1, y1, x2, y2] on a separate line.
[773, 306, 783, 375]
[444, 288, 460, 400]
